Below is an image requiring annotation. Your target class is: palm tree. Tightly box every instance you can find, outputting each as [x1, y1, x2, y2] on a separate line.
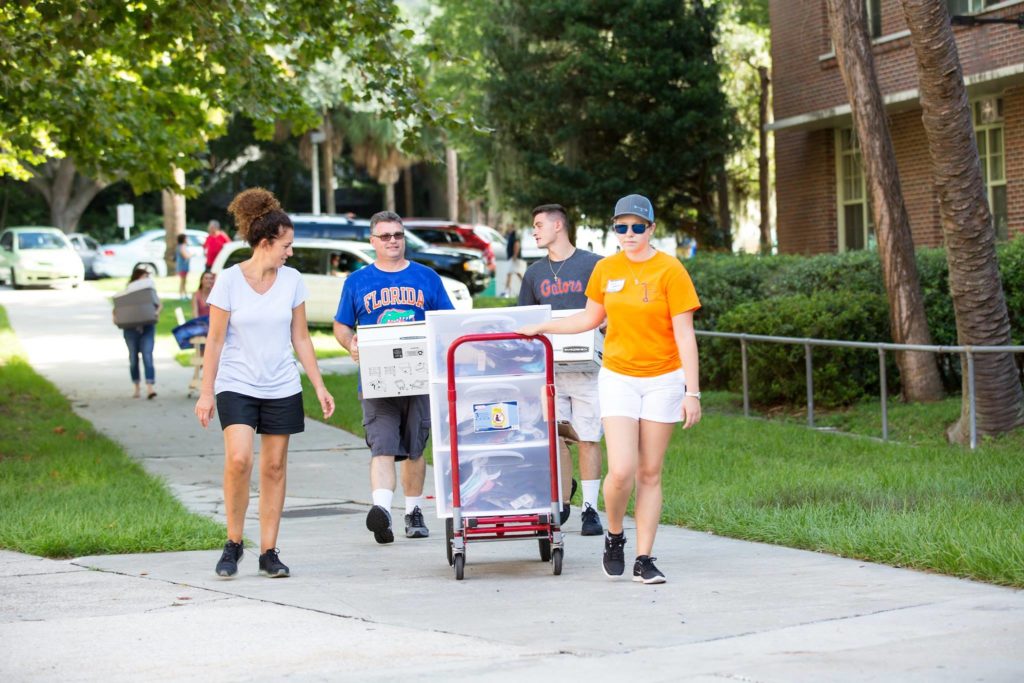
[899, 0, 1024, 441]
[347, 114, 412, 213]
[825, 0, 944, 403]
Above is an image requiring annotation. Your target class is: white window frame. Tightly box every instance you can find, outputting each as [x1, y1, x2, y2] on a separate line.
[972, 96, 1008, 240]
[835, 128, 875, 252]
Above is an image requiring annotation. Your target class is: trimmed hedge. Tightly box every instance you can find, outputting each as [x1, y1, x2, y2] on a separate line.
[687, 234, 1024, 406]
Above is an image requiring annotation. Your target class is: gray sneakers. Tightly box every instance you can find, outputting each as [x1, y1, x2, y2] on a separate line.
[366, 505, 394, 544]
[404, 506, 429, 538]
[581, 503, 603, 536]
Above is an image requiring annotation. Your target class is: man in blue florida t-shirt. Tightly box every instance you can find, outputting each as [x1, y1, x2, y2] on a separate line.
[333, 211, 454, 545]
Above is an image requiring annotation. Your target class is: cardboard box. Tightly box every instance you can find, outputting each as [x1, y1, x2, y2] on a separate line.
[549, 308, 603, 372]
[358, 321, 429, 398]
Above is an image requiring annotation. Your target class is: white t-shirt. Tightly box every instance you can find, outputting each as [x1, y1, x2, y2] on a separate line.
[207, 264, 308, 399]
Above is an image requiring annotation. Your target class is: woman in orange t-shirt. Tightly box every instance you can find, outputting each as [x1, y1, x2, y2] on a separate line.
[518, 194, 701, 584]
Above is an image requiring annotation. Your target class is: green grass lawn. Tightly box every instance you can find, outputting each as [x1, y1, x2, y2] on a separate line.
[299, 377, 1024, 587]
[0, 306, 225, 557]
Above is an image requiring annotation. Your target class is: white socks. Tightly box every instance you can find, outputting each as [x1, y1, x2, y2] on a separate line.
[582, 479, 601, 510]
[405, 496, 425, 515]
[372, 488, 393, 514]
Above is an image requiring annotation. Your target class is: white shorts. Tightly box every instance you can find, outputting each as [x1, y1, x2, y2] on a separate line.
[554, 370, 603, 442]
[598, 367, 686, 423]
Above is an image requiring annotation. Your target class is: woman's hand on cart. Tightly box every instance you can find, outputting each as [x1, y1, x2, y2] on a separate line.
[516, 324, 546, 337]
[195, 391, 216, 428]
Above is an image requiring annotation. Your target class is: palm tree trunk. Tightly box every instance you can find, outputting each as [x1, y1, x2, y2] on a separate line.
[322, 114, 336, 215]
[826, 0, 945, 403]
[899, 0, 1024, 441]
[446, 145, 459, 222]
[403, 166, 414, 216]
[384, 181, 396, 213]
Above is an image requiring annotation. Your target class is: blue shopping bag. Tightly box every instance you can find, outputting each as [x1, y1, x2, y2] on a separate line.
[172, 316, 209, 350]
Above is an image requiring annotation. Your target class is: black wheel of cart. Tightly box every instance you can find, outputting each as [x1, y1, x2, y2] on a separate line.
[445, 518, 454, 566]
[538, 538, 551, 562]
[552, 548, 563, 575]
[454, 553, 465, 580]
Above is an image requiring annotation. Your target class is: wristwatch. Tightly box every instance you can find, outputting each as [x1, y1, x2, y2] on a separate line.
[684, 391, 701, 400]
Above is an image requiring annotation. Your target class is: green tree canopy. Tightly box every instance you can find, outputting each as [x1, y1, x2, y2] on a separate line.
[480, 0, 736, 243]
[0, 1, 444, 197]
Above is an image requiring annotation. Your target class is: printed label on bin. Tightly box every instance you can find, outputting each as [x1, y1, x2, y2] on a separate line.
[473, 401, 519, 432]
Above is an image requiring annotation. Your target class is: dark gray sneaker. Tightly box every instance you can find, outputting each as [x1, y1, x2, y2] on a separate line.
[258, 548, 290, 578]
[560, 504, 571, 526]
[632, 555, 666, 584]
[404, 506, 429, 538]
[366, 505, 394, 544]
[215, 539, 243, 577]
[581, 503, 603, 536]
[602, 532, 627, 577]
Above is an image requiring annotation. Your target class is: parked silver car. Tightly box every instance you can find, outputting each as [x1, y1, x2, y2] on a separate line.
[67, 233, 100, 279]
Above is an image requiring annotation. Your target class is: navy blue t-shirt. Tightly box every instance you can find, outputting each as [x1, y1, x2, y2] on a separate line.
[334, 260, 454, 328]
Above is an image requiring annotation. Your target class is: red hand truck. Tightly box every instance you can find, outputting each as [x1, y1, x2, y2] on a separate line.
[444, 332, 564, 580]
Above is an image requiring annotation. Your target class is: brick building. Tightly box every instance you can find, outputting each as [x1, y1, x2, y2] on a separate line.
[769, 0, 1024, 254]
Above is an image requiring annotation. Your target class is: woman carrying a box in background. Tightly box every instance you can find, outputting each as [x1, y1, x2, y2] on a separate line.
[118, 266, 162, 399]
[194, 188, 335, 579]
[518, 194, 701, 584]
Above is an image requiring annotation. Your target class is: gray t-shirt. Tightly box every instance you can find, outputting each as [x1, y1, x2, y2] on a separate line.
[518, 249, 602, 310]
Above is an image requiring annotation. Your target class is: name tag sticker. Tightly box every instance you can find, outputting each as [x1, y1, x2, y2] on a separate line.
[606, 279, 625, 293]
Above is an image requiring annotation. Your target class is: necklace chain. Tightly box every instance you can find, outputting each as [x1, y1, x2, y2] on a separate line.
[548, 248, 574, 282]
[624, 248, 656, 285]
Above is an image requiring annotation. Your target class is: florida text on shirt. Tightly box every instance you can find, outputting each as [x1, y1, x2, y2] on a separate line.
[362, 286, 426, 315]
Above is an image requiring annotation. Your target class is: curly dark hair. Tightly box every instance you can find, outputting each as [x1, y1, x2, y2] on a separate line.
[227, 188, 292, 248]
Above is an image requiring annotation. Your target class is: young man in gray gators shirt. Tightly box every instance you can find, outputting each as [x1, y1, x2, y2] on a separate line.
[518, 204, 604, 536]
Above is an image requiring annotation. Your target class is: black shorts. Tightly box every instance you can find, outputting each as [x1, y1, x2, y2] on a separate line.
[216, 391, 305, 435]
[361, 395, 431, 460]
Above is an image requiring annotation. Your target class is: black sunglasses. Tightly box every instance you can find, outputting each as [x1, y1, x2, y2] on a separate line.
[372, 232, 405, 242]
[613, 223, 649, 235]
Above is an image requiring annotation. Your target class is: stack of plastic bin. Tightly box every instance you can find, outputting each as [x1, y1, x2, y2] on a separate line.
[425, 306, 560, 521]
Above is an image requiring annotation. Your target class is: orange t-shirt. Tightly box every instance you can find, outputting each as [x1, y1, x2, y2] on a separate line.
[585, 251, 700, 377]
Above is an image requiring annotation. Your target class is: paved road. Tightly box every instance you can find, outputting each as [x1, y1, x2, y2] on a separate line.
[1, 284, 1022, 682]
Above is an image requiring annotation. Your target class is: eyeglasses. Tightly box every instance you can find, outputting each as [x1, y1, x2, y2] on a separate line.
[372, 232, 405, 242]
[613, 223, 649, 235]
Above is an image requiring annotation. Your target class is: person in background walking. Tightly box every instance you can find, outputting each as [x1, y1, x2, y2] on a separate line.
[518, 194, 702, 584]
[195, 188, 335, 579]
[203, 220, 229, 274]
[333, 211, 454, 545]
[119, 266, 161, 399]
[192, 271, 215, 319]
[176, 234, 191, 300]
[503, 224, 526, 297]
[518, 203, 605, 536]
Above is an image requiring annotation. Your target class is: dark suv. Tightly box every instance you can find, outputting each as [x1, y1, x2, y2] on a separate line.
[288, 214, 490, 294]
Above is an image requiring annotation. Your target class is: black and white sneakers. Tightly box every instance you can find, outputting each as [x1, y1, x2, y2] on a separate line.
[632, 555, 666, 584]
[215, 540, 244, 577]
[258, 548, 290, 578]
[602, 532, 627, 576]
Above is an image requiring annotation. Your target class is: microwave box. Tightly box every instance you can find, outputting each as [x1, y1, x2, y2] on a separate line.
[357, 321, 429, 399]
[549, 308, 603, 372]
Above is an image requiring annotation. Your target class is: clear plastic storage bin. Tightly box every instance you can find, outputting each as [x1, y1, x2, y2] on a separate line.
[433, 445, 555, 518]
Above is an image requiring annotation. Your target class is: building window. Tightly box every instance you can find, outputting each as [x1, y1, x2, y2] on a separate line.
[947, 0, 1002, 13]
[866, 0, 882, 38]
[972, 97, 1008, 240]
[836, 128, 875, 252]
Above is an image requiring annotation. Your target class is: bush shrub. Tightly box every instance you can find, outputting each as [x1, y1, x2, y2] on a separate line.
[686, 234, 1024, 406]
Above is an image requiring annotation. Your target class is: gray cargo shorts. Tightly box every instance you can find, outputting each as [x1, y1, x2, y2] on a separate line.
[361, 394, 431, 460]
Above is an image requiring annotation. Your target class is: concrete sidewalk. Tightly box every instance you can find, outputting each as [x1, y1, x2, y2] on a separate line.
[1, 284, 1022, 682]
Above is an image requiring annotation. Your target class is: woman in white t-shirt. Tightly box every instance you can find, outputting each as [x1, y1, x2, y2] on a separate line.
[194, 188, 335, 579]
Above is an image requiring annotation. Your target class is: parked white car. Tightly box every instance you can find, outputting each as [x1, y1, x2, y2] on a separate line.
[0, 226, 84, 289]
[92, 229, 206, 278]
[211, 238, 473, 325]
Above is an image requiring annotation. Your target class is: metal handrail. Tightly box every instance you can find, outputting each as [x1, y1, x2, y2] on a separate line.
[695, 330, 1024, 449]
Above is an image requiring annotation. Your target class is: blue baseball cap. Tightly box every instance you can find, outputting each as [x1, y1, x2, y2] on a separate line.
[613, 194, 654, 222]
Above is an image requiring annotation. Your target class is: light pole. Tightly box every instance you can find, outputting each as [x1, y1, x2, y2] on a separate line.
[310, 129, 326, 215]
